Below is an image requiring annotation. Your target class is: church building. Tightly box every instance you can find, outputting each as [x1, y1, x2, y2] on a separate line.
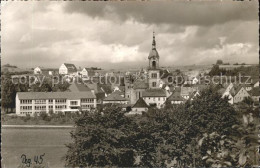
[125, 32, 167, 108]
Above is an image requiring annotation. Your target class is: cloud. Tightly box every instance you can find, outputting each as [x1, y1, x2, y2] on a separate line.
[64, 1, 258, 26]
[1, 1, 258, 69]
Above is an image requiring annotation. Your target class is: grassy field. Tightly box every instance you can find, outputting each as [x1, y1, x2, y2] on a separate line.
[2, 128, 73, 168]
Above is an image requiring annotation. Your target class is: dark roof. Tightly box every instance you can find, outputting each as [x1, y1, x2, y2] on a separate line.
[83, 68, 95, 76]
[17, 91, 96, 100]
[69, 83, 91, 92]
[64, 63, 77, 73]
[142, 89, 166, 97]
[100, 84, 112, 94]
[113, 90, 124, 96]
[251, 87, 259, 97]
[132, 98, 149, 108]
[104, 92, 127, 101]
[167, 91, 185, 101]
[133, 80, 148, 89]
[148, 48, 159, 59]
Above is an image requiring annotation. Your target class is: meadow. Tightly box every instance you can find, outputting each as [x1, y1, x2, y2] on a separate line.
[2, 128, 73, 168]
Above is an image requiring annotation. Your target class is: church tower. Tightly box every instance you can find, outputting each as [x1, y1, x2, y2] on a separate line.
[148, 32, 160, 89]
[148, 32, 160, 69]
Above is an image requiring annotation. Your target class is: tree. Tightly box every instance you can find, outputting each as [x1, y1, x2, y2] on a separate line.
[65, 106, 139, 167]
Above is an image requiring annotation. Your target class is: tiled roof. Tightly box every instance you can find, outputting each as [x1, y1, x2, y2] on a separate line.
[103, 92, 127, 101]
[142, 89, 166, 97]
[132, 98, 149, 108]
[167, 91, 185, 101]
[100, 84, 112, 94]
[17, 91, 96, 100]
[251, 87, 259, 97]
[180, 87, 195, 96]
[133, 80, 149, 89]
[83, 68, 95, 76]
[69, 83, 91, 92]
[64, 63, 77, 72]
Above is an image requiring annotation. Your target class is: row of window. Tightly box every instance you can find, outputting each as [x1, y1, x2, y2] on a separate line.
[144, 97, 166, 101]
[21, 99, 95, 104]
[20, 100, 32, 104]
[81, 99, 94, 103]
[81, 105, 94, 109]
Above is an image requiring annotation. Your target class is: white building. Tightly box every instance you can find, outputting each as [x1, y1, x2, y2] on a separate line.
[103, 92, 129, 104]
[142, 89, 166, 109]
[59, 63, 77, 75]
[34, 67, 42, 74]
[16, 91, 96, 116]
[81, 68, 95, 80]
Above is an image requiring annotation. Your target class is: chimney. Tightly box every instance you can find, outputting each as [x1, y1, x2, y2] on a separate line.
[91, 89, 95, 95]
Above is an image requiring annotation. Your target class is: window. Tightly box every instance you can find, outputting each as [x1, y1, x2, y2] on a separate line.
[35, 106, 46, 110]
[55, 105, 66, 109]
[49, 99, 53, 104]
[35, 99, 46, 104]
[20, 100, 32, 104]
[152, 82, 156, 87]
[20, 106, 32, 110]
[158, 97, 160, 101]
[70, 101, 78, 105]
[49, 106, 53, 109]
[151, 73, 157, 78]
[81, 99, 94, 103]
[55, 99, 66, 104]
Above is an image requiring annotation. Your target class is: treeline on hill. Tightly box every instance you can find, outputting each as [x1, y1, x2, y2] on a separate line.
[64, 87, 259, 167]
[208, 65, 259, 77]
[1, 74, 70, 113]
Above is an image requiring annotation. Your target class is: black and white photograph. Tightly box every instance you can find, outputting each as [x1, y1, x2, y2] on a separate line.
[1, 0, 259, 167]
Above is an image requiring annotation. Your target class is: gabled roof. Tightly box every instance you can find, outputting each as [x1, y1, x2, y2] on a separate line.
[167, 90, 185, 101]
[63, 63, 77, 72]
[17, 91, 96, 100]
[103, 92, 127, 101]
[100, 84, 113, 94]
[132, 98, 149, 108]
[142, 89, 166, 97]
[83, 68, 95, 76]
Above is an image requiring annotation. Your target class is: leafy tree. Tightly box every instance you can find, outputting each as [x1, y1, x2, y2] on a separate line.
[65, 106, 139, 167]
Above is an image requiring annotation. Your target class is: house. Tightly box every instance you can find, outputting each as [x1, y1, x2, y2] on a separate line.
[167, 90, 185, 104]
[103, 92, 129, 104]
[233, 86, 251, 104]
[34, 67, 42, 74]
[59, 63, 77, 75]
[81, 68, 96, 80]
[142, 89, 166, 109]
[188, 90, 200, 101]
[192, 77, 199, 85]
[16, 91, 96, 116]
[180, 86, 196, 100]
[131, 97, 149, 114]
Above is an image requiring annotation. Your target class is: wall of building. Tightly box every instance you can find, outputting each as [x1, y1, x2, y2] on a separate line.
[143, 96, 166, 108]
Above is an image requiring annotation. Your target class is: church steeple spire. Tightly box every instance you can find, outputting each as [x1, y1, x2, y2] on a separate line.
[152, 31, 156, 49]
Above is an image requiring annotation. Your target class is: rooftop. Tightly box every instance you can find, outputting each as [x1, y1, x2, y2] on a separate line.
[17, 91, 96, 100]
[103, 92, 128, 101]
[142, 89, 166, 97]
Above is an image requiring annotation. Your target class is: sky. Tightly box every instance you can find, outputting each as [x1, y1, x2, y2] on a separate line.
[1, 1, 259, 69]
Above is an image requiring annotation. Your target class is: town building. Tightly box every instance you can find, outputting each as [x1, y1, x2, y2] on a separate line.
[59, 63, 77, 75]
[167, 89, 186, 104]
[103, 92, 129, 104]
[16, 91, 96, 116]
[142, 89, 166, 108]
[34, 67, 42, 74]
[131, 97, 149, 114]
[81, 68, 96, 80]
